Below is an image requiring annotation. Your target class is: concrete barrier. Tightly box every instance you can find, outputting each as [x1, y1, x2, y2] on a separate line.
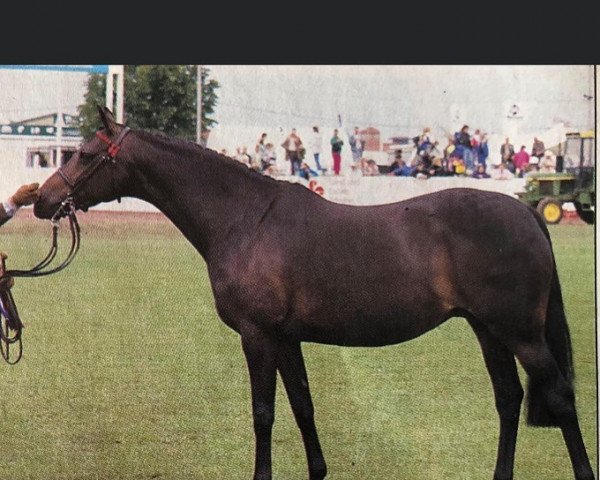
[1, 166, 527, 212]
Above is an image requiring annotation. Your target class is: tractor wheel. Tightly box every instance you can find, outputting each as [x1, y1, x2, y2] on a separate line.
[537, 198, 563, 224]
[574, 202, 595, 225]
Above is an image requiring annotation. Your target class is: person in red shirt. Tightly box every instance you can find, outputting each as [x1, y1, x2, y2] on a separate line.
[512, 145, 530, 177]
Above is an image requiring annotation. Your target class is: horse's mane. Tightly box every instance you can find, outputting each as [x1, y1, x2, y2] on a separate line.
[133, 129, 280, 186]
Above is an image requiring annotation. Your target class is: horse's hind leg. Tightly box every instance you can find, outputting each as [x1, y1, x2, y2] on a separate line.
[277, 341, 327, 480]
[513, 341, 595, 480]
[469, 319, 524, 480]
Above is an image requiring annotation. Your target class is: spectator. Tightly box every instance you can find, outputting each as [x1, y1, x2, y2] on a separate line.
[281, 128, 304, 175]
[500, 137, 515, 164]
[234, 146, 252, 167]
[389, 151, 404, 172]
[454, 125, 474, 171]
[513, 145, 530, 177]
[531, 137, 545, 161]
[390, 157, 413, 176]
[452, 157, 467, 176]
[417, 127, 433, 152]
[491, 162, 515, 180]
[299, 162, 319, 181]
[472, 164, 491, 179]
[330, 129, 344, 175]
[255, 133, 269, 169]
[348, 126, 364, 165]
[199, 129, 210, 148]
[309, 126, 325, 173]
[412, 152, 433, 178]
[443, 136, 456, 160]
[476, 133, 490, 169]
[361, 158, 379, 176]
[260, 143, 277, 172]
[471, 128, 481, 165]
[539, 150, 557, 173]
[428, 157, 448, 177]
[471, 129, 481, 148]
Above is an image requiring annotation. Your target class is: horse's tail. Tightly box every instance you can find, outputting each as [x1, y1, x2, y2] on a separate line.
[526, 212, 575, 427]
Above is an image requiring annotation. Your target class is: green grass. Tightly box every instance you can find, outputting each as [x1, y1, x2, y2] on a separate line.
[0, 214, 596, 479]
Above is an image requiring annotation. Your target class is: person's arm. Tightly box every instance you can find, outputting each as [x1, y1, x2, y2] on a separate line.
[0, 183, 40, 227]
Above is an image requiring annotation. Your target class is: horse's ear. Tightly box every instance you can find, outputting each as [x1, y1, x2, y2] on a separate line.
[97, 105, 119, 136]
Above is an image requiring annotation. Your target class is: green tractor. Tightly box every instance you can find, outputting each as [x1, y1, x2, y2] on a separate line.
[516, 131, 595, 224]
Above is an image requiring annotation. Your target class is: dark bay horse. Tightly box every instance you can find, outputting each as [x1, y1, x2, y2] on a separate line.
[34, 107, 595, 480]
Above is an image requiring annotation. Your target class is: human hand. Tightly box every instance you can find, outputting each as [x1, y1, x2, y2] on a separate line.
[10, 183, 40, 207]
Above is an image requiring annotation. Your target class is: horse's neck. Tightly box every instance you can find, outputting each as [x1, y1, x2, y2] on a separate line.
[130, 147, 277, 260]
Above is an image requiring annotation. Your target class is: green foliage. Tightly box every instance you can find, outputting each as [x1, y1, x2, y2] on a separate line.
[78, 66, 219, 141]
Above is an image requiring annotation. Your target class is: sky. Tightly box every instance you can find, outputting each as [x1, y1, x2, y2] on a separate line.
[0, 65, 595, 138]
[208, 65, 595, 136]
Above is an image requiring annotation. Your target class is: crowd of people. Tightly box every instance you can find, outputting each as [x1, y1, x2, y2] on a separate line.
[386, 126, 558, 180]
[220, 126, 363, 180]
[221, 124, 558, 182]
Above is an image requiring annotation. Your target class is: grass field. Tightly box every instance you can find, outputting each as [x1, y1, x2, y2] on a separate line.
[0, 211, 596, 479]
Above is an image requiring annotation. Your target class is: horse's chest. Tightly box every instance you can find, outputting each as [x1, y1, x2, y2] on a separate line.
[209, 269, 288, 332]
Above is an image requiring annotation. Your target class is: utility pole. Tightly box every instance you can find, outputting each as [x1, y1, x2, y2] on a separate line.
[196, 65, 203, 144]
[105, 65, 124, 123]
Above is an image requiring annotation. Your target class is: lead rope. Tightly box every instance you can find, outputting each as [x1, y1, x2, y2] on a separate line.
[0, 198, 81, 364]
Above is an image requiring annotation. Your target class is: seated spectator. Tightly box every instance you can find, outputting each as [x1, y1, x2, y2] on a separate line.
[389, 152, 405, 172]
[472, 164, 491, 179]
[452, 157, 466, 176]
[361, 158, 379, 176]
[417, 127, 433, 153]
[299, 162, 319, 181]
[531, 136, 545, 160]
[491, 162, 515, 180]
[411, 152, 433, 178]
[539, 150, 556, 173]
[443, 136, 456, 159]
[390, 159, 413, 176]
[429, 157, 452, 177]
[513, 145, 530, 177]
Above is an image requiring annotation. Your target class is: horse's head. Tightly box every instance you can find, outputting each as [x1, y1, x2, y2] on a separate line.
[34, 107, 133, 220]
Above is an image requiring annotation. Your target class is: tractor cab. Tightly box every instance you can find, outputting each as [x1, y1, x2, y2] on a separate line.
[516, 131, 595, 224]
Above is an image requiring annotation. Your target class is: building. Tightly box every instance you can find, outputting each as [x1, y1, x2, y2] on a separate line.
[0, 113, 83, 199]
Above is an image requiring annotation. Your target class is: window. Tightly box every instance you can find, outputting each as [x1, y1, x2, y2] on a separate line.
[26, 146, 77, 168]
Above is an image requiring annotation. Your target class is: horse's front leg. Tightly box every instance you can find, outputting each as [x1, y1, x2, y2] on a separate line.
[241, 323, 278, 480]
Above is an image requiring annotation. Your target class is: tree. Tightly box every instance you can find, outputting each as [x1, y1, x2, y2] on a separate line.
[78, 65, 219, 141]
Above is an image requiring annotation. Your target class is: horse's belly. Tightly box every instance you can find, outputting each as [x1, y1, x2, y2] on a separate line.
[282, 310, 446, 347]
